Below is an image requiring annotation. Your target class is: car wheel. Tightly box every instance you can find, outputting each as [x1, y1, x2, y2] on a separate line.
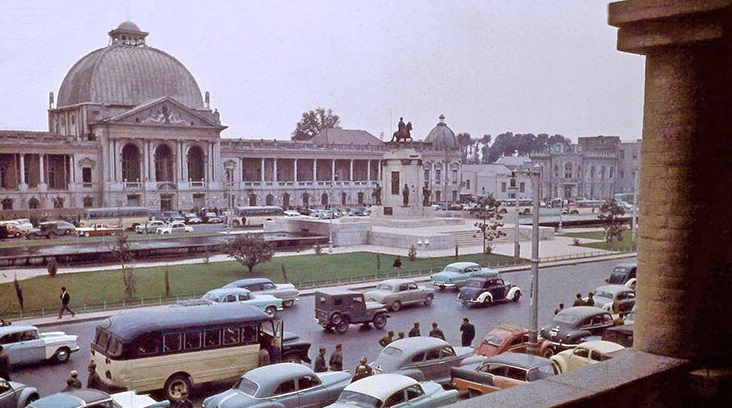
[543, 347, 556, 358]
[27, 233, 38, 240]
[335, 318, 350, 334]
[423, 294, 434, 306]
[282, 300, 295, 308]
[482, 297, 492, 307]
[330, 312, 343, 325]
[54, 347, 71, 363]
[372, 314, 387, 330]
[84, 232, 90, 237]
[437, 286, 445, 291]
[47, 231, 56, 239]
[164, 374, 191, 401]
[390, 300, 402, 312]
[512, 291, 521, 302]
[110, 231, 116, 236]
[264, 306, 277, 318]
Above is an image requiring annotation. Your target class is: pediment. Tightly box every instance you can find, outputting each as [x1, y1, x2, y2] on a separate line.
[106, 97, 222, 128]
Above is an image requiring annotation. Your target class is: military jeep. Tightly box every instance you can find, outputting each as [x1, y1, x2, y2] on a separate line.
[315, 288, 390, 334]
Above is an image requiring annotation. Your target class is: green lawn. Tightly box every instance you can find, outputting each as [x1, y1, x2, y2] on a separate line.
[563, 230, 636, 252]
[0, 251, 523, 318]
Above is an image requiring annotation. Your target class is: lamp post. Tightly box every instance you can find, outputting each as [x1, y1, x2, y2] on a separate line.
[509, 172, 520, 261]
[328, 175, 338, 254]
[527, 165, 541, 355]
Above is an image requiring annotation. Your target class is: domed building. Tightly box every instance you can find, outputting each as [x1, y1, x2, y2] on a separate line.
[0, 22, 462, 223]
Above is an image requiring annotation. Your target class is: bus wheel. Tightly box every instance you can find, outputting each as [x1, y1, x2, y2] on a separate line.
[164, 374, 191, 401]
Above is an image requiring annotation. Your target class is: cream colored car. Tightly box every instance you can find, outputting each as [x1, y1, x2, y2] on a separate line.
[550, 340, 626, 374]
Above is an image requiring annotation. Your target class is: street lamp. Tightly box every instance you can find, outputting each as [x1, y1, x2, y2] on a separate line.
[328, 175, 338, 254]
[527, 165, 541, 355]
[509, 172, 520, 261]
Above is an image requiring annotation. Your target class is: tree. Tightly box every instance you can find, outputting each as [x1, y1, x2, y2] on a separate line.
[456, 132, 472, 163]
[220, 234, 275, 273]
[110, 234, 136, 298]
[292, 108, 341, 141]
[598, 199, 627, 245]
[471, 195, 507, 254]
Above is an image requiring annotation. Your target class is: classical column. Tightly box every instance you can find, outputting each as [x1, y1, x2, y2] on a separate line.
[331, 159, 336, 181]
[39, 154, 46, 184]
[610, 1, 732, 369]
[261, 158, 266, 182]
[349, 159, 354, 181]
[294, 159, 299, 182]
[367, 160, 371, 181]
[19, 154, 26, 186]
[273, 158, 278, 183]
[313, 159, 317, 182]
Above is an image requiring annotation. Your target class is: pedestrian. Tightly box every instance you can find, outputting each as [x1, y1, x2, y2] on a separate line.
[392, 256, 402, 268]
[429, 322, 445, 340]
[172, 391, 193, 408]
[460, 318, 476, 347]
[258, 342, 270, 367]
[408, 322, 421, 337]
[572, 293, 584, 307]
[62, 370, 82, 391]
[397, 331, 405, 340]
[314, 347, 327, 373]
[268, 338, 281, 363]
[0, 345, 10, 380]
[554, 303, 565, 315]
[87, 361, 102, 389]
[585, 292, 595, 307]
[351, 356, 374, 383]
[329, 343, 343, 371]
[614, 312, 626, 326]
[379, 331, 394, 347]
[58, 286, 75, 319]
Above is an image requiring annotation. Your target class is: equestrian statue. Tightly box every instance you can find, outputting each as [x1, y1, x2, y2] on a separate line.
[390, 117, 413, 143]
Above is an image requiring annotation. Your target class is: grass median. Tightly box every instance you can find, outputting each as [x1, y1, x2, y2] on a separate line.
[562, 230, 636, 252]
[0, 251, 523, 319]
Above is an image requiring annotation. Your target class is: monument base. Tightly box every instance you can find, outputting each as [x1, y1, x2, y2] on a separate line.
[370, 205, 432, 218]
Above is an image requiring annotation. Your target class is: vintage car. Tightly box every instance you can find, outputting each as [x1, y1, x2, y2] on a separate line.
[204, 212, 223, 223]
[29, 389, 169, 408]
[370, 337, 481, 385]
[539, 307, 615, 357]
[0, 222, 25, 238]
[203, 363, 351, 408]
[586, 284, 636, 313]
[177, 287, 282, 317]
[135, 220, 166, 234]
[605, 262, 637, 289]
[364, 278, 435, 311]
[0, 378, 39, 408]
[315, 288, 390, 334]
[156, 221, 193, 234]
[550, 340, 627, 374]
[430, 262, 499, 290]
[456, 276, 521, 307]
[450, 352, 557, 397]
[475, 324, 545, 357]
[224, 277, 299, 307]
[76, 223, 123, 237]
[0, 325, 80, 365]
[327, 373, 459, 408]
[26, 220, 77, 239]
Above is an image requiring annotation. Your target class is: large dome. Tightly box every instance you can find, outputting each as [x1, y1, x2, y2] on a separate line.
[425, 115, 457, 149]
[57, 22, 204, 109]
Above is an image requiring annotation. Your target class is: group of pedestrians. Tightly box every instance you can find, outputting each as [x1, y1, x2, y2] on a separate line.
[311, 343, 343, 373]
[571, 292, 595, 307]
[376, 318, 476, 348]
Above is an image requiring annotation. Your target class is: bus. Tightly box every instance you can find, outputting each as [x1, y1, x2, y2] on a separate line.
[499, 199, 534, 215]
[90, 303, 308, 400]
[613, 193, 636, 211]
[82, 207, 153, 230]
[229, 206, 286, 227]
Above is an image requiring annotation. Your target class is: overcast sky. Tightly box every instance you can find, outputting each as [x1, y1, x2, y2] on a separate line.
[0, 0, 645, 142]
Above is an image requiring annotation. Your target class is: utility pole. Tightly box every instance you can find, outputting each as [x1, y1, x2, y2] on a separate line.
[527, 165, 541, 355]
[509, 172, 520, 261]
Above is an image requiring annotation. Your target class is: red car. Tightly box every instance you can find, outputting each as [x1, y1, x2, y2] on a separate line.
[475, 325, 545, 358]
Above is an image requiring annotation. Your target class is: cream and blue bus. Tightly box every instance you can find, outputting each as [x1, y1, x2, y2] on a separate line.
[229, 206, 286, 227]
[90, 303, 310, 400]
[82, 206, 153, 230]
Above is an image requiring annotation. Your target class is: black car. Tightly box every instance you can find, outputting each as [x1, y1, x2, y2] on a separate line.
[456, 276, 522, 307]
[605, 263, 637, 287]
[538, 306, 614, 357]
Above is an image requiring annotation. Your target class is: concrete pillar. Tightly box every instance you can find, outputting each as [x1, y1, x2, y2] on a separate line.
[367, 160, 371, 181]
[273, 158, 278, 182]
[261, 158, 265, 182]
[349, 159, 354, 181]
[294, 159, 298, 182]
[39, 154, 45, 184]
[331, 159, 336, 181]
[610, 0, 732, 368]
[313, 159, 317, 182]
[19, 154, 26, 186]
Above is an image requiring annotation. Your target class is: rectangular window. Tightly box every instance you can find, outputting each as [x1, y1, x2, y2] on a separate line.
[424, 170, 429, 181]
[163, 333, 182, 353]
[620, 150, 625, 159]
[223, 328, 239, 345]
[452, 170, 458, 184]
[519, 182, 525, 193]
[184, 331, 202, 350]
[435, 170, 441, 182]
[465, 180, 470, 189]
[501, 182, 507, 193]
[204, 329, 221, 348]
[82, 167, 92, 187]
[391, 172, 400, 195]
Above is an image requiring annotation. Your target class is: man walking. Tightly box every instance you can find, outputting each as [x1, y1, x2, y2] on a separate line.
[314, 347, 327, 373]
[58, 286, 75, 319]
[572, 293, 584, 307]
[460, 318, 476, 347]
[351, 357, 374, 383]
[87, 361, 102, 389]
[408, 322, 421, 337]
[379, 331, 394, 347]
[429, 322, 445, 340]
[329, 343, 343, 371]
[585, 292, 595, 307]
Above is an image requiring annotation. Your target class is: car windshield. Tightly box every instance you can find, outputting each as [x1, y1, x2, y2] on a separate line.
[377, 284, 393, 291]
[466, 280, 482, 288]
[336, 391, 381, 408]
[234, 377, 259, 396]
[483, 335, 504, 347]
[202, 293, 220, 302]
[527, 364, 557, 381]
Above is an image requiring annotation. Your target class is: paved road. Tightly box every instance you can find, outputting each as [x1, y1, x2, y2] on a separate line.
[10, 257, 631, 404]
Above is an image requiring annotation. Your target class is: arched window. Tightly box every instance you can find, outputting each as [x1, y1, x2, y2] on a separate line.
[553, 165, 559, 178]
[564, 163, 573, 179]
[321, 193, 329, 206]
[302, 193, 310, 207]
[609, 167, 615, 179]
[357, 192, 364, 204]
[266, 194, 274, 206]
[248, 193, 257, 206]
[2, 198, 13, 210]
[53, 197, 64, 208]
[591, 166, 596, 179]
[282, 193, 290, 209]
[600, 166, 606, 180]
[83, 196, 94, 208]
[122, 144, 141, 182]
[187, 146, 205, 182]
[154, 144, 174, 182]
[28, 198, 40, 209]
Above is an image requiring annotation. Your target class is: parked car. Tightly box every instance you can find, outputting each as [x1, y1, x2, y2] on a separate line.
[179, 287, 282, 318]
[183, 213, 203, 224]
[203, 363, 351, 408]
[350, 206, 370, 216]
[161, 211, 185, 223]
[364, 278, 435, 312]
[370, 337, 481, 385]
[224, 278, 299, 307]
[586, 284, 636, 313]
[135, 220, 166, 234]
[0, 221, 25, 238]
[327, 373, 458, 408]
[475, 324, 545, 358]
[0, 324, 80, 365]
[450, 352, 557, 397]
[605, 263, 637, 289]
[315, 288, 390, 334]
[539, 306, 615, 357]
[457, 276, 522, 307]
[0, 377, 39, 408]
[76, 223, 123, 237]
[550, 340, 627, 374]
[28, 389, 169, 408]
[284, 210, 302, 217]
[156, 221, 193, 234]
[602, 324, 634, 348]
[430, 262, 499, 290]
[25, 221, 76, 239]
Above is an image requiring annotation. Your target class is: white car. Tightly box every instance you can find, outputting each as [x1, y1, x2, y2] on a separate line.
[364, 279, 435, 312]
[156, 221, 193, 234]
[0, 325, 80, 365]
[550, 340, 626, 374]
[327, 374, 458, 408]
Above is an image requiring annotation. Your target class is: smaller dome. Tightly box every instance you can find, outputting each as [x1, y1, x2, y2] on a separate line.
[425, 115, 457, 149]
[116, 21, 141, 31]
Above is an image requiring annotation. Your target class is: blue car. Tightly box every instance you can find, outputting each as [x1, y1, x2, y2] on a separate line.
[430, 262, 499, 290]
[29, 389, 169, 408]
[203, 363, 352, 408]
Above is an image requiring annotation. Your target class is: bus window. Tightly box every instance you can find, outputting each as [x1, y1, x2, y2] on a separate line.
[163, 333, 182, 353]
[224, 328, 240, 345]
[185, 331, 202, 350]
[138, 335, 160, 355]
[242, 326, 258, 345]
[205, 329, 221, 347]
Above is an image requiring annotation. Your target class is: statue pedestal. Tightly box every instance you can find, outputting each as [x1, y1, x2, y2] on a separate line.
[371, 205, 431, 218]
[373, 148, 427, 218]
